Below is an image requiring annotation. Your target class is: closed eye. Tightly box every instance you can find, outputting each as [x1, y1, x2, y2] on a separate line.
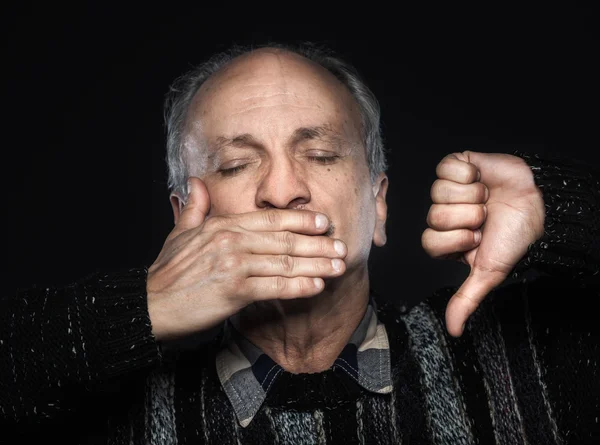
[307, 155, 339, 164]
[219, 164, 250, 176]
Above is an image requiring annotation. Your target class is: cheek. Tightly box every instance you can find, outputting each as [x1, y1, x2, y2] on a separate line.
[205, 182, 257, 216]
[314, 169, 376, 238]
[344, 191, 377, 265]
[354, 187, 377, 239]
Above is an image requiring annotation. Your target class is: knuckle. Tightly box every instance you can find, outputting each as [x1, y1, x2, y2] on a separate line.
[435, 158, 449, 176]
[275, 276, 287, 292]
[426, 207, 434, 227]
[429, 180, 437, 199]
[426, 206, 444, 228]
[421, 228, 435, 251]
[264, 210, 281, 227]
[296, 277, 310, 294]
[431, 179, 447, 199]
[280, 255, 295, 272]
[213, 230, 237, 249]
[281, 231, 295, 254]
[312, 258, 326, 274]
[219, 253, 241, 271]
[318, 237, 330, 255]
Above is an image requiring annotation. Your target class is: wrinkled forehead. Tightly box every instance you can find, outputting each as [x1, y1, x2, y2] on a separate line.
[184, 49, 363, 146]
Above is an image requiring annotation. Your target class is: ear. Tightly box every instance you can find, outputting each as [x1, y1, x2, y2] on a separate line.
[372, 173, 389, 247]
[170, 192, 185, 225]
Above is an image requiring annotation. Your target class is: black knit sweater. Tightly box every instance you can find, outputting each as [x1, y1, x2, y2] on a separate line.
[2, 151, 599, 444]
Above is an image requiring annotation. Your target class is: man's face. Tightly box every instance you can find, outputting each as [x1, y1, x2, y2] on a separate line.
[179, 50, 388, 273]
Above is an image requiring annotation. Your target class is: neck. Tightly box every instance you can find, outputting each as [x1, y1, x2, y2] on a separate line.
[231, 266, 370, 374]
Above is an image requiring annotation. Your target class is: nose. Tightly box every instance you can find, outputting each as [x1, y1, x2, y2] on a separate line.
[255, 157, 311, 209]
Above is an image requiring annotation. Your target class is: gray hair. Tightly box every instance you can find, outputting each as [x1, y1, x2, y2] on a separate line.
[164, 42, 387, 198]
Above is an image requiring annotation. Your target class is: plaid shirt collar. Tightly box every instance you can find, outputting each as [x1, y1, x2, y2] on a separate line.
[216, 301, 393, 428]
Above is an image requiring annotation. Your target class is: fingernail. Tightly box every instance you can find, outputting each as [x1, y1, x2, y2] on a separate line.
[331, 259, 343, 272]
[313, 278, 323, 288]
[476, 170, 481, 181]
[334, 240, 345, 256]
[315, 214, 328, 230]
[474, 230, 482, 243]
[186, 179, 192, 197]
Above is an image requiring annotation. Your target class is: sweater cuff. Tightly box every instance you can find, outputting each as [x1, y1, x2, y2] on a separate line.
[511, 150, 600, 283]
[89, 268, 162, 379]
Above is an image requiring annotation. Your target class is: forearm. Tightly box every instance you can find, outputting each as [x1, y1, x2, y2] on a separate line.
[1, 268, 161, 424]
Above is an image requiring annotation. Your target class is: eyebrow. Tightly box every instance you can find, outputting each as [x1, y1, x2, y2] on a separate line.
[209, 125, 347, 159]
[290, 125, 342, 146]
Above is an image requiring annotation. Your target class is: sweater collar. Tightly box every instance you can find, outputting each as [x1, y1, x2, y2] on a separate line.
[216, 300, 393, 428]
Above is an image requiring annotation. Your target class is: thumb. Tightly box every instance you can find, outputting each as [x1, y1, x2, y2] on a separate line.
[445, 268, 505, 337]
[177, 177, 211, 231]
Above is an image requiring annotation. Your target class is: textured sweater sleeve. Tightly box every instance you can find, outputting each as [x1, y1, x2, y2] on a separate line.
[505, 152, 599, 442]
[1, 267, 162, 425]
[511, 150, 599, 286]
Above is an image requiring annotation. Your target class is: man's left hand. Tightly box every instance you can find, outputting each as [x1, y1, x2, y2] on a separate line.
[422, 151, 545, 337]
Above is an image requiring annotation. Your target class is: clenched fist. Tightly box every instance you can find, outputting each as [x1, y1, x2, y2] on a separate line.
[422, 151, 545, 337]
[147, 177, 348, 342]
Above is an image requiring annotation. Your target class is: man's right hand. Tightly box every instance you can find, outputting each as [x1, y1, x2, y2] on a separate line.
[146, 177, 347, 342]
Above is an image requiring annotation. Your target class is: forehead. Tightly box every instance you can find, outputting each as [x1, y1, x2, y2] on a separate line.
[185, 49, 362, 142]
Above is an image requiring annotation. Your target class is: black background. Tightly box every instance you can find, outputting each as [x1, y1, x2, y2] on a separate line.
[5, 5, 598, 309]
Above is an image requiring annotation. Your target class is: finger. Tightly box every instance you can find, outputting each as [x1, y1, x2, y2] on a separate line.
[445, 268, 507, 337]
[177, 177, 211, 232]
[229, 209, 331, 235]
[431, 179, 489, 204]
[245, 276, 324, 300]
[436, 155, 480, 184]
[427, 204, 487, 231]
[243, 232, 347, 258]
[245, 255, 346, 278]
[421, 228, 481, 258]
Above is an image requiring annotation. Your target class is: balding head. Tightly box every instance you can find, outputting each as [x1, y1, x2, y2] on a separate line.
[164, 43, 386, 199]
[182, 48, 363, 181]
